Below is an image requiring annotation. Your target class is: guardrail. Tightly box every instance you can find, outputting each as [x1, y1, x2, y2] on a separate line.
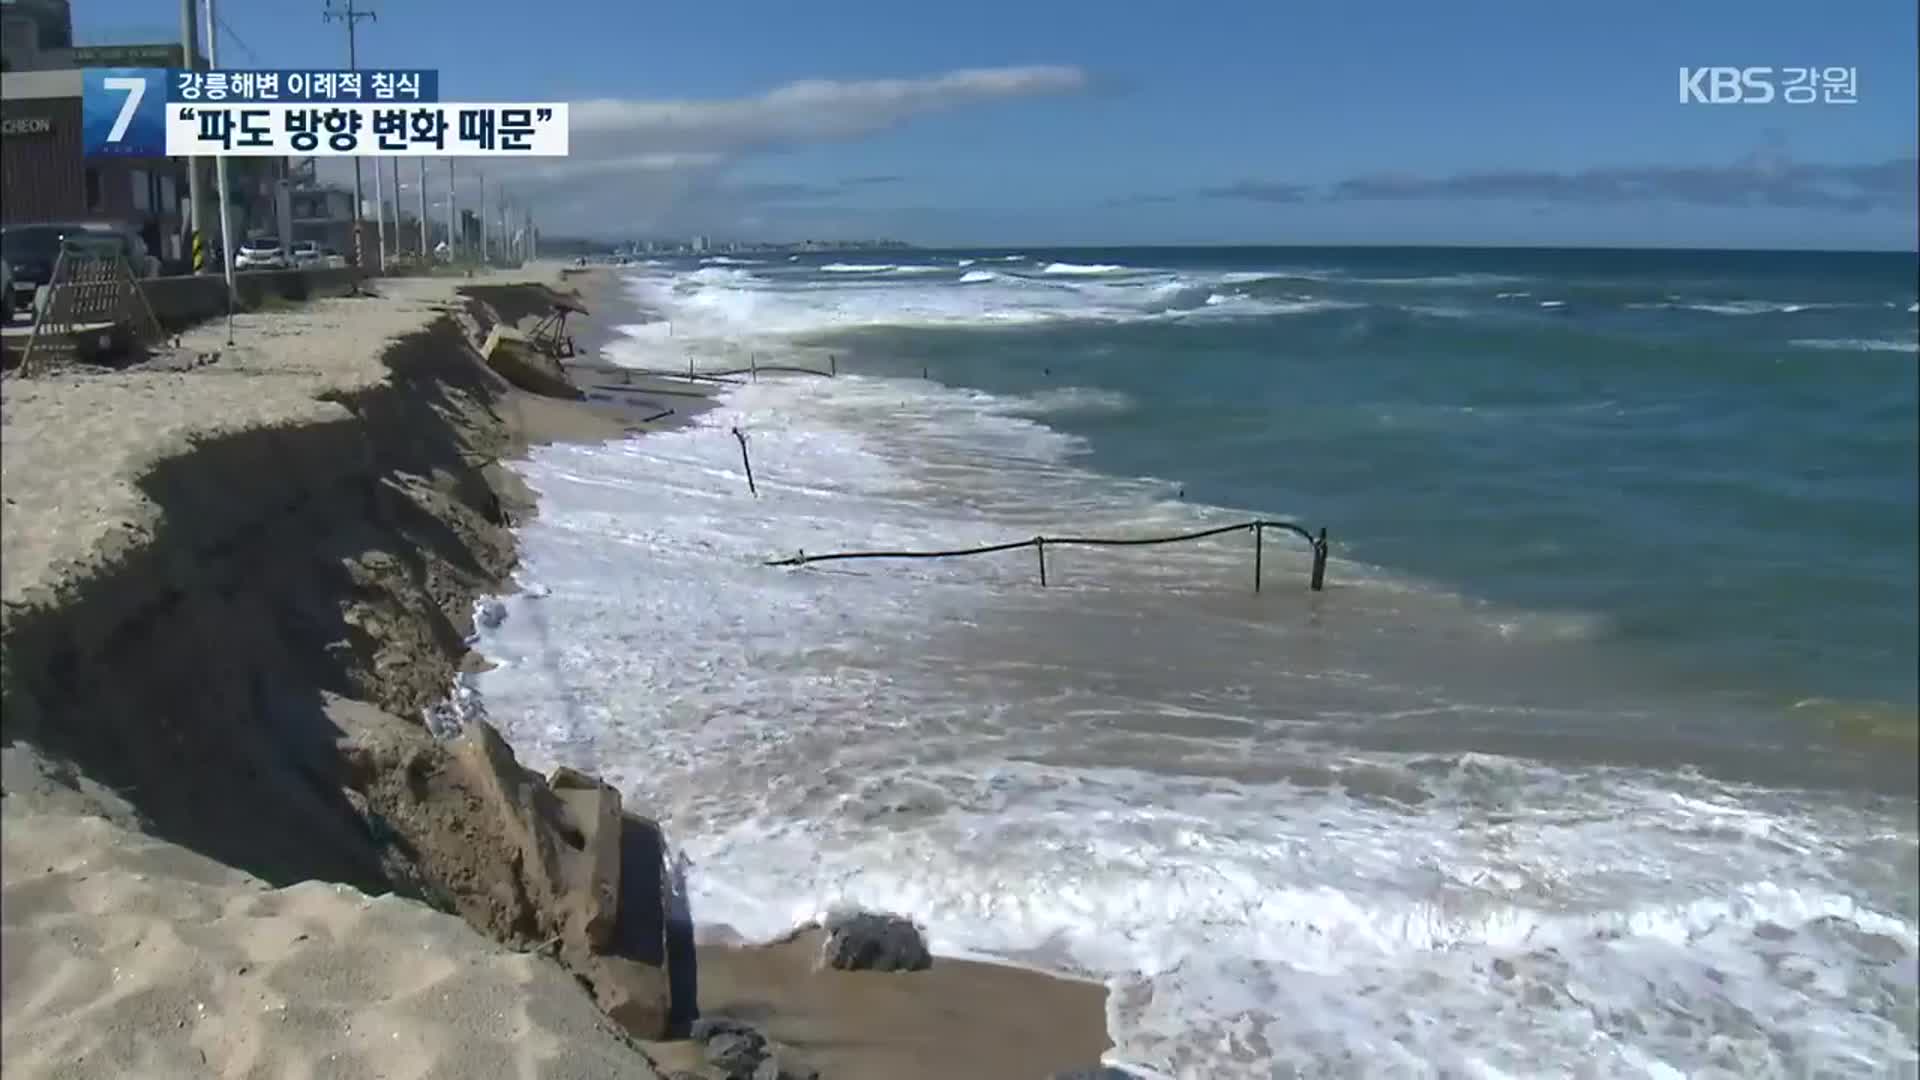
[767, 520, 1331, 592]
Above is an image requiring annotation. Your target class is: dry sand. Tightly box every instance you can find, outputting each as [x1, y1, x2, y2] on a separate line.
[1, 804, 667, 1079]
[1, 279, 449, 613]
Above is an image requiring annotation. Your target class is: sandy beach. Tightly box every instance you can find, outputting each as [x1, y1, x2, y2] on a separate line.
[0, 265, 1114, 1079]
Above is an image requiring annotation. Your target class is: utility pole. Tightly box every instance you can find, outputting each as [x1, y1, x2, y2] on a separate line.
[497, 194, 509, 263]
[323, 0, 376, 272]
[389, 155, 403, 255]
[203, 0, 235, 343]
[417, 157, 428, 257]
[179, 0, 205, 272]
[447, 159, 458, 260]
[370, 137, 386, 267]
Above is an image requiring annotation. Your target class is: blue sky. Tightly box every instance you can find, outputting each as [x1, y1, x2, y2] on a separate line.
[78, 0, 1920, 248]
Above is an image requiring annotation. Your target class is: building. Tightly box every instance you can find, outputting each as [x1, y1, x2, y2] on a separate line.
[1, 67, 191, 265]
[290, 185, 354, 255]
[0, 0, 71, 72]
[2, 4, 194, 266]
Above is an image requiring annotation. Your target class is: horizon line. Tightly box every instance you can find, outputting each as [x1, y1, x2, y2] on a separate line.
[555, 239, 1920, 256]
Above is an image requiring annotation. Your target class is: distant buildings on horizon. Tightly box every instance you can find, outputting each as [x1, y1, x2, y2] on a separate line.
[542, 236, 915, 256]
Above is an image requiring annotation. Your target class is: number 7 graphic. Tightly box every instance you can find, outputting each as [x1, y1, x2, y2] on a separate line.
[103, 76, 146, 142]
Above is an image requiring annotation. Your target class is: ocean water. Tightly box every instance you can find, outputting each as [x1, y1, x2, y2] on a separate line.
[464, 247, 1919, 1077]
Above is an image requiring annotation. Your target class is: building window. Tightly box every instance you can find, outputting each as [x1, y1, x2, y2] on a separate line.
[84, 168, 102, 213]
[160, 175, 177, 214]
[131, 169, 151, 212]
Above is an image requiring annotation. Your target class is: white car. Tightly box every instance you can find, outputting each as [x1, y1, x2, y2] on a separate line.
[235, 237, 289, 271]
[289, 240, 322, 268]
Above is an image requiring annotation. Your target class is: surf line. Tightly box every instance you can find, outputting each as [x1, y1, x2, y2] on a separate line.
[767, 520, 1332, 593]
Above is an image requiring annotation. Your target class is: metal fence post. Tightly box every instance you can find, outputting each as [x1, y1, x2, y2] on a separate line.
[1253, 522, 1263, 594]
[732, 427, 757, 497]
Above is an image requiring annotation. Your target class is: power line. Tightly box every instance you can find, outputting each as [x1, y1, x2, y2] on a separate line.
[213, 14, 263, 66]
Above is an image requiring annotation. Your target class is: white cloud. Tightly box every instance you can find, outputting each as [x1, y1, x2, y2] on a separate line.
[568, 66, 1087, 151]
[533, 66, 1087, 234]
[312, 65, 1088, 238]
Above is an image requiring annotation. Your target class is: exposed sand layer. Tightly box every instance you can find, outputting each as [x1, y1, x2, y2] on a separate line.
[1, 279, 449, 615]
[1, 805, 666, 1080]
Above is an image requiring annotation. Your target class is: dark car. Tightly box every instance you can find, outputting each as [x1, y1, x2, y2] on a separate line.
[2, 222, 163, 312]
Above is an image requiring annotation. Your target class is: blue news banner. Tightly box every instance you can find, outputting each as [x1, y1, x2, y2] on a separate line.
[83, 68, 567, 157]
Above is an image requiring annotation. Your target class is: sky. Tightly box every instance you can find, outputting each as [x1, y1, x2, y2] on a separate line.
[76, 0, 1920, 249]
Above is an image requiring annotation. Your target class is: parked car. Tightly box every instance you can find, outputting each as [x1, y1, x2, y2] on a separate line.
[2, 221, 161, 312]
[289, 240, 322, 267]
[235, 236, 289, 271]
[319, 248, 349, 270]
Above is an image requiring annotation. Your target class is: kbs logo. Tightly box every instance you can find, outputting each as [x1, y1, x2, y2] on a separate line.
[1679, 67, 1859, 104]
[1680, 67, 1775, 104]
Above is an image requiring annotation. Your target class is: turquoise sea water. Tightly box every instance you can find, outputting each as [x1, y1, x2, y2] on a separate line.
[837, 247, 1919, 720]
[468, 247, 1919, 1076]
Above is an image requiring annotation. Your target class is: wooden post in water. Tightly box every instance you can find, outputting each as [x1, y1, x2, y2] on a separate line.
[1253, 522, 1263, 594]
[732, 427, 757, 497]
[1310, 527, 1328, 591]
[830, 354, 838, 378]
[1035, 537, 1048, 587]
[688, 354, 695, 380]
[750, 353, 758, 382]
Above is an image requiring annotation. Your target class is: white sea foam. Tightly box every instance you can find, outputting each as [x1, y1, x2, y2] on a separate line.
[1631, 300, 1840, 315]
[1790, 338, 1920, 354]
[957, 258, 977, 267]
[700, 256, 763, 266]
[681, 266, 764, 287]
[463, 262, 1919, 1078]
[1042, 262, 1129, 275]
[820, 262, 898, 273]
[611, 258, 1343, 338]
[1348, 273, 1528, 288]
[1004, 386, 1137, 416]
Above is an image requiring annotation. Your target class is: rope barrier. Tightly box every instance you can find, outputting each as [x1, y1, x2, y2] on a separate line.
[766, 520, 1330, 592]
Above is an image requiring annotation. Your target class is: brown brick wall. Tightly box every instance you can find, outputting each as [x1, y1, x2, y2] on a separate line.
[0, 96, 83, 222]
